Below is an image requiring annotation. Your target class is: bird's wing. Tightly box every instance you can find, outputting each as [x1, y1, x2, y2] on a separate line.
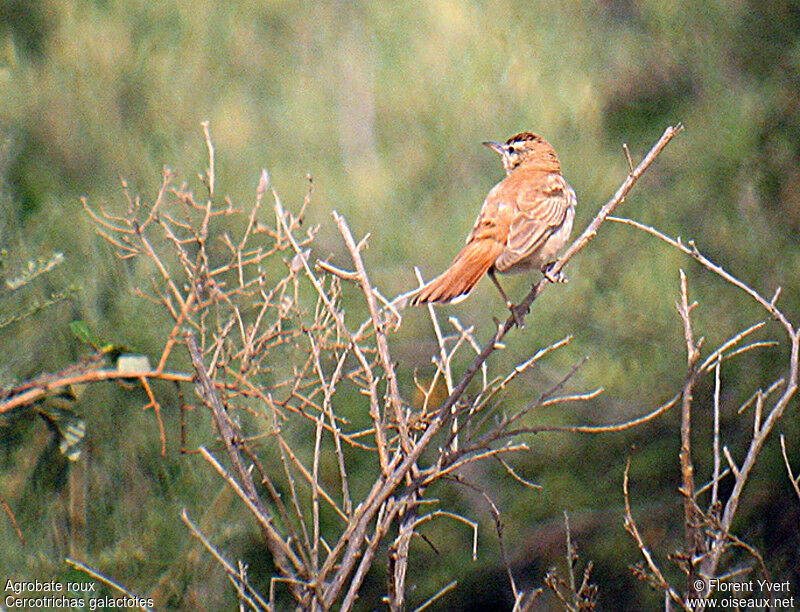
[494, 172, 575, 271]
[464, 192, 513, 246]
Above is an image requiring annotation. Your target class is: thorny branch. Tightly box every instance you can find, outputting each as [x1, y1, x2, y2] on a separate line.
[51, 123, 720, 611]
[611, 215, 799, 607]
[676, 270, 704, 595]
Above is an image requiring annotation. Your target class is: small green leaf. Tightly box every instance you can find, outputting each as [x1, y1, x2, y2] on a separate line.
[69, 320, 103, 348]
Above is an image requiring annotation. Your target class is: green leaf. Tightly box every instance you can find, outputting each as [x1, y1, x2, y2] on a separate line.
[69, 320, 103, 349]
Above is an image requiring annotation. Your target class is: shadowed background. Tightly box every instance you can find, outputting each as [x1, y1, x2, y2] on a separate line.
[1, 0, 799, 609]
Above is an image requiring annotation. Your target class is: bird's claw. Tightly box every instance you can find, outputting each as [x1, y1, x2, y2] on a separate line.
[542, 262, 567, 284]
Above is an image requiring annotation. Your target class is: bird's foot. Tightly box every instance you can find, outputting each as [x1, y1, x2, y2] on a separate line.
[508, 302, 529, 327]
[542, 261, 567, 284]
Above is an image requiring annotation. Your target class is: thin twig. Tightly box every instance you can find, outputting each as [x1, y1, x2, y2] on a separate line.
[180, 509, 269, 611]
[0, 496, 24, 545]
[64, 558, 154, 612]
[712, 357, 721, 509]
[676, 270, 703, 593]
[332, 211, 410, 455]
[607, 215, 794, 337]
[413, 580, 458, 612]
[522, 393, 679, 435]
[622, 460, 689, 611]
[780, 434, 800, 502]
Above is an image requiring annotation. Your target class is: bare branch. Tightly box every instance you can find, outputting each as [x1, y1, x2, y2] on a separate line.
[622, 460, 689, 611]
[676, 270, 703, 594]
[413, 580, 458, 612]
[71, 123, 684, 610]
[180, 509, 269, 611]
[64, 558, 154, 612]
[780, 434, 800, 502]
[607, 216, 795, 337]
[525, 393, 679, 434]
[712, 357, 721, 509]
[332, 211, 410, 454]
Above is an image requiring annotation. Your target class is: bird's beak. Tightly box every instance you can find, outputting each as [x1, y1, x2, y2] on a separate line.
[482, 140, 505, 155]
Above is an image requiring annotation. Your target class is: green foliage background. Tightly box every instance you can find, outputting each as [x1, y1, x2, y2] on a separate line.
[1, 0, 799, 609]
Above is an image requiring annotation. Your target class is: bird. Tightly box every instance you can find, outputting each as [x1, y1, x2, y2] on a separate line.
[410, 132, 577, 322]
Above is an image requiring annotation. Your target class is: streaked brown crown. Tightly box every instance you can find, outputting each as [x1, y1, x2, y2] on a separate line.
[485, 132, 561, 174]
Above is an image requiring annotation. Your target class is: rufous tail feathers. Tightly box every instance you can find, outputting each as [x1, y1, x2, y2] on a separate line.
[411, 239, 503, 305]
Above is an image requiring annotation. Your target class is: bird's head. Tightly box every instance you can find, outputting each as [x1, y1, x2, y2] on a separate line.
[482, 132, 561, 175]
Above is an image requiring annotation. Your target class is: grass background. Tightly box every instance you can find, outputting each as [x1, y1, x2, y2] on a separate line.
[1, 0, 799, 609]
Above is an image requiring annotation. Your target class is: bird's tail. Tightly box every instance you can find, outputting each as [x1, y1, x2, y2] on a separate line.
[410, 239, 503, 306]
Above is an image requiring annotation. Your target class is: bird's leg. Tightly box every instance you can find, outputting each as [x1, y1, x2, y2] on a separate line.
[542, 261, 568, 284]
[487, 268, 513, 308]
[488, 269, 526, 326]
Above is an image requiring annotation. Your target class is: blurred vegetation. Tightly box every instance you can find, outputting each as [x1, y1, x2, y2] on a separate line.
[1, 0, 799, 609]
